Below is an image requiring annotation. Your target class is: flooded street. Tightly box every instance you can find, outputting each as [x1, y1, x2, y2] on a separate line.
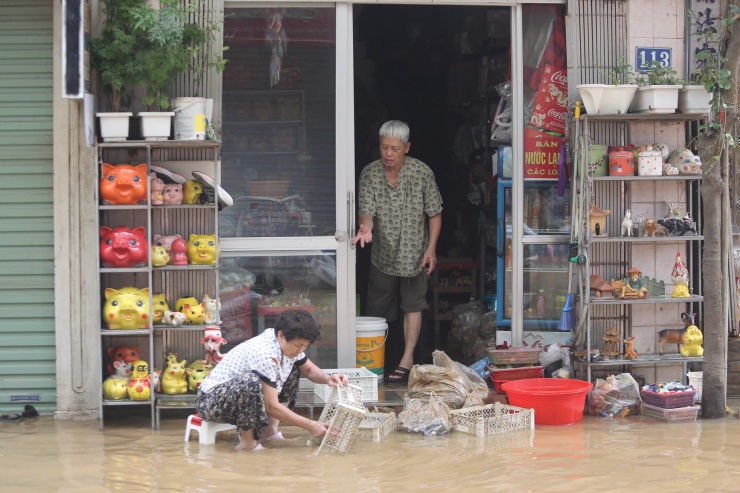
[3, 409, 740, 492]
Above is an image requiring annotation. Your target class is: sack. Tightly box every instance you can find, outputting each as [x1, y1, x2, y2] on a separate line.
[408, 350, 489, 409]
[397, 392, 452, 436]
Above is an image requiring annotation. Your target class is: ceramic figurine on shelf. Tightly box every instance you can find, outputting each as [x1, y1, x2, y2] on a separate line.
[176, 296, 205, 325]
[589, 203, 611, 237]
[103, 287, 150, 329]
[151, 245, 170, 267]
[99, 163, 149, 205]
[623, 336, 638, 360]
[162, 309, 187, 326]
[618, 267, 648, 299]
[151, 293, 170, 325]
[201, 326, 227, 365]
[186, 233, 218, 265]
[671, 252, 691, 298]
[202, 294, 221, 324]
[680, 313, 704, 357]
[162, 183, 184, 205]
[150, 172, 165, 205]
[161, 356, 189, 395]
[103, 361, 132, 400]
[183, 179, 206, 205]
[186, 360, 213, 392]
[128, 360, 151, 401]
[170, 237, 189, 266]
[151, 368, 162, 393]
[620, 209, 633, 237]
[657, 312, 694, 355]
[106, 345, 140, 376]
[152, 234, 183, 263]
[99, 226, 148, 268]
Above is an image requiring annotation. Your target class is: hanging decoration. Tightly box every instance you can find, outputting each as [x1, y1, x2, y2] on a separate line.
[266, 9, 287, 87]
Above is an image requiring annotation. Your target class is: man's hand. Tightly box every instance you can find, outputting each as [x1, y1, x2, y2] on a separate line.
[327, 373, 349, 388]
[352, 224, 373, 247]
[422, 250, 437, 275]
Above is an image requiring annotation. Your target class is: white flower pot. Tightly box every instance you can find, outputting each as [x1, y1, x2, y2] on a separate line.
[139, 112, 174, 141]
[628, 85, 681, 114]
[98, 112, 132, 142]
[678, 85, 712, 114]
[576, 84, 637, 115]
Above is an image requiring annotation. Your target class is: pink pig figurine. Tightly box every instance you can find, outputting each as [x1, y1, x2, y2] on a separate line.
[171, 238, 189, 266]
[162, 183, 183, 205]
[150, 172, 165, 205]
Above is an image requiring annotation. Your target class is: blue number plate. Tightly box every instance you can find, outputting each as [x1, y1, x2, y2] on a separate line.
[635, 47, 672, 71]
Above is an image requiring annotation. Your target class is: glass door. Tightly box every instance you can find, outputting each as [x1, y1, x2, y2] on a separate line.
[218, 4, 355, 368]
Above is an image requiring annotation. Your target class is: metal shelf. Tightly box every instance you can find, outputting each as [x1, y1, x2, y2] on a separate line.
[589, 294, 703, 305]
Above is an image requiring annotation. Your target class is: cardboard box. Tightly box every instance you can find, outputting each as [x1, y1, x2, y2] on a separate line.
[529, 64, 568, 135]
[524, 127, 561, 180]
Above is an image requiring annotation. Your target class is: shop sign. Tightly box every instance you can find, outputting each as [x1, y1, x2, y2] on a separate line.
[62, 0, 91, 99]
[524, 127, 561, 180]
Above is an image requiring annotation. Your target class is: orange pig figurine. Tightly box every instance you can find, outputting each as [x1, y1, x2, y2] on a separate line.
[100, 163, 149, 205]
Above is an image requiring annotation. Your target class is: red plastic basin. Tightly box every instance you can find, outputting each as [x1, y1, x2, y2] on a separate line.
[501, 378, 591, 425]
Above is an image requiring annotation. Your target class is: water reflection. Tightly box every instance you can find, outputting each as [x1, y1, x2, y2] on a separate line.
[4, 414, 740, 492]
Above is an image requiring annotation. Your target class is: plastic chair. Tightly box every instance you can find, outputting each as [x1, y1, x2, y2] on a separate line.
[184, 414, 237, 444]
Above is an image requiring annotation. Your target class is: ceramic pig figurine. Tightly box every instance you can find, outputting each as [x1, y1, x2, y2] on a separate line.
[103, 286, 150, 330]
[152, 234, 182, 264]
[150, 172, 165, 205]
[103, 361, 132, 400]
[128, 360, 151, 401]
[161, 356, 189, 395]
[106, 345, 140, 376]
[667, 148, 702, 175]
[183, 179, 206, 205]
[100, 226, 148, 267]
[151, 293, 170, 324]
[162, 183, 184, 205]
[175, 296, 205, 325]
[186, 361, 213, 393]
[151, 245, 170, 267]
[186, 234, 217, 265]
[100, 163, 149, 205]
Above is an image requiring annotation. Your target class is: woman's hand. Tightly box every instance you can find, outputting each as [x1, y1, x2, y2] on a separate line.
[309, 420, 330, 439]
[327, 373, 349, 388]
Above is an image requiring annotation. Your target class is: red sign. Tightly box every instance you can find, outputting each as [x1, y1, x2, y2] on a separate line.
[524, 127, 561, 180]
[529, 65, 568, 135]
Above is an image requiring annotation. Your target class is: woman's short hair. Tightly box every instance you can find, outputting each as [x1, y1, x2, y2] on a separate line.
[379, 120, 410, 144]
[276, 309, 321, 343]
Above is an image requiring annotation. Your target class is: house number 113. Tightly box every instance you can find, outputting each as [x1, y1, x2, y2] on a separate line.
[635, 47, 672, 71]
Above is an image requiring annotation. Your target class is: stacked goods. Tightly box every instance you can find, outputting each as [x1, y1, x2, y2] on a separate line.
[486, 347, 542, 394]
[640, 381, 699, 422]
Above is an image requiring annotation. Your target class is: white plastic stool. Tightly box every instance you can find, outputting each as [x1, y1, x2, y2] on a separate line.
[184, 414, 237, 444]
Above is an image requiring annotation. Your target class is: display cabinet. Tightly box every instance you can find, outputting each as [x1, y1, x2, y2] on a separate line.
[496, 180, 572, 330]
[575, 114, 705, 383]
[96, 141, 221, 430]
[431, 258, 478, 348]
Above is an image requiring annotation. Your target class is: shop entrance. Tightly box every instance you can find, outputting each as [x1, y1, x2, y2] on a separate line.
[352, 4, 512, 369]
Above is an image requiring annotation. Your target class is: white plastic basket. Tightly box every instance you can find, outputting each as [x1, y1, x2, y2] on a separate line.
[314, 367, 379, 402]
[449, 402, 535, 437]
[357, 412, 396, 442]
[315, 384, 366, 455]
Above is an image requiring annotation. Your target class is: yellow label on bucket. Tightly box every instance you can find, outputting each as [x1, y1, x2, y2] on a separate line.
[195, 114, 206, 133]
[356, 334, 385, 376]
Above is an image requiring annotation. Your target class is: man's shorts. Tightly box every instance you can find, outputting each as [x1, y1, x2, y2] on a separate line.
[366, 264, 428, 322]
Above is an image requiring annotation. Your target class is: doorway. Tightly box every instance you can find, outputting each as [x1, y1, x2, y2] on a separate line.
[352, 5, 512, 369]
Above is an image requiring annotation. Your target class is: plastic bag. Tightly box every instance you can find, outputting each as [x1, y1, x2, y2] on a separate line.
[588, 373, 642, 417]
[408, 350, 489, 409]
[397, 392, 452, 436]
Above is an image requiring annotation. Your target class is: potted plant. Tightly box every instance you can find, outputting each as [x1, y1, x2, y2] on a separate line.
[629, 61, 683, 114]
[90, 0, 145, 141]
[576, 58, 638, 115]
[136, 0, 227, 140]
[680, 10, 727, 114]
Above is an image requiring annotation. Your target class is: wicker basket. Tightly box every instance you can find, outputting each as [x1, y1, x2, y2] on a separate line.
[357, 412, 395, 442]
[490, 366, 543, 394]
[314, 367, 378, 402]
[642, 403, 700, 422]
[640, 389, 697, 409]
[487, 348, 541, 366]
[449, 402, 535, 437]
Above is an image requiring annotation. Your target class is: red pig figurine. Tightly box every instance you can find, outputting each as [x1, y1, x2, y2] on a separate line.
[100, 163, 149, 205]
[100, 226, 148, 267]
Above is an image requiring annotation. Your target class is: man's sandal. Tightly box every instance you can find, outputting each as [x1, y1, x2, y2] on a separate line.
[384, 366, 410, 383]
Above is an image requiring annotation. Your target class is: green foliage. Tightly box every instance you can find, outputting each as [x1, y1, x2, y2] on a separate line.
[91, 0, 228, 112]
[634, 61, 683, 86]
[602, 57, 636, 86]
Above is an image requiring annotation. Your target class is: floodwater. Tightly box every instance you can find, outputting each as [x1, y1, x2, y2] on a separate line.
[2, 409, 740, 492]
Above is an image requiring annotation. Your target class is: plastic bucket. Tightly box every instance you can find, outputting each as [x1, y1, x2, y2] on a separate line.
[173, 97, 207, 140]
[356, 316, 388, 379]
[687, 371, 703, 403]
[502, 378, 592, 425]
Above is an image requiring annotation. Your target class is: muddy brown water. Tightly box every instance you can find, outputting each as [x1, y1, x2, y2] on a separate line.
[2, 410, 740, 492]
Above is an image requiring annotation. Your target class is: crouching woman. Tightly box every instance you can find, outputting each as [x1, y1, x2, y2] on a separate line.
[195, 308, 348, 451]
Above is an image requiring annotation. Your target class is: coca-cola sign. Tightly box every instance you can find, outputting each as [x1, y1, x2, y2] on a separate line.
[530, 65, 568, 135]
